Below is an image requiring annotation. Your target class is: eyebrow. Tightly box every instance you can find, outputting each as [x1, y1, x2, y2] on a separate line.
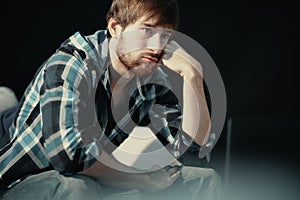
[141, 23, 173, 34]
[141, 22, 156, 27]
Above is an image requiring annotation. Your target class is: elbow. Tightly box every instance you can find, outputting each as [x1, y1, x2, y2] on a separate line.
[183, 119, 211, 146]
[48, 148, 85, 175]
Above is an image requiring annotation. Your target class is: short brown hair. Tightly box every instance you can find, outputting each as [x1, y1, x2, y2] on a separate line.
[106, 0, 179, 29]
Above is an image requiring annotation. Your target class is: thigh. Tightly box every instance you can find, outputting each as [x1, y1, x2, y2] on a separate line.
[1, 170, 103, 200]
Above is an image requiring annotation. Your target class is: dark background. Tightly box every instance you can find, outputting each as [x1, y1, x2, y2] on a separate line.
[0, 0, 299, 198]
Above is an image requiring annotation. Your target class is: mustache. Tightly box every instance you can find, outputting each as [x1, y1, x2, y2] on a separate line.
[141, 52, 163, 61]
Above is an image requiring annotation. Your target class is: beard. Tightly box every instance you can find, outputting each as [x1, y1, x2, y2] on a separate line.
[116, 39, 163, 77]
[118, 52, 161, 77]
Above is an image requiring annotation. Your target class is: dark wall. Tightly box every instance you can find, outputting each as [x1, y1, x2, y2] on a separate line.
[1, 0, 110, 98]
[1, 0, 297, 117]
[177, 1, 298, 119]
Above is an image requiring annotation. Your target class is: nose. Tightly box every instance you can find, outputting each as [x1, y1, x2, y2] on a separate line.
[147, 33, 166, 53]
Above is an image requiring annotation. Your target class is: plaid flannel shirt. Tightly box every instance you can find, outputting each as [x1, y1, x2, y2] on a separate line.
[0, 30, 200, 188]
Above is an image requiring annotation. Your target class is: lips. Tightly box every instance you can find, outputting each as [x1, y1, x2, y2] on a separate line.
[142, 56, 159, 63]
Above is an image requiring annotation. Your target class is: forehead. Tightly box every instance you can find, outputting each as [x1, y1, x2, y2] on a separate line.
[126, 15, 174, 29]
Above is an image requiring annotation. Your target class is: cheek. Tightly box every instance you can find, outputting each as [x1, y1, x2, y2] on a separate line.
[119, 36, 148, 53]
[117, 47, 140, 60]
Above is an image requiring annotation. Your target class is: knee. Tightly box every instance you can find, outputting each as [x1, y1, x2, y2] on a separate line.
[2, 171, 65, 200]
[2, 171, 103, 200]
[181, 167, 223, 199]
[200, 168, 222, 185]
[204, 168, 221, 179]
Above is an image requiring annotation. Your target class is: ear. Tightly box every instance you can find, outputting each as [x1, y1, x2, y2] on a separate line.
[107, 18, 122, 38]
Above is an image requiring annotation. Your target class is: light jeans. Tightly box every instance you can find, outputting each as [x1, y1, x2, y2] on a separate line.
[1, 167, 222, 200]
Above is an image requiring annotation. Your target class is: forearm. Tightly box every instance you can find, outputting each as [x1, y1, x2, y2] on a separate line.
[80, 151, 181, 192]
[80, 150, 139, 176]
[182, 69, 211, 146]
[80, 160, 135, 188]
[80, 151, 145, 189]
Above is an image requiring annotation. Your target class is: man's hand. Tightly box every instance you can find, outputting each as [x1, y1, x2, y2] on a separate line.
[162, 40, 203, 80]
[98, 165, 182, 192]
[140, 165, 182, 192]
[81, 158, 182, 192]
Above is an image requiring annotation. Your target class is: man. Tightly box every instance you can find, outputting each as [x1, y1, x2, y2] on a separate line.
[0, 0, 222, 199]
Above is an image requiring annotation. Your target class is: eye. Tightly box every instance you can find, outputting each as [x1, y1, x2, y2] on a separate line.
[141, 27, 153, 35]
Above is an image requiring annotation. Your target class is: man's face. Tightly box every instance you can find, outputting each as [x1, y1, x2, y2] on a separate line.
[115, 17, 173, 76]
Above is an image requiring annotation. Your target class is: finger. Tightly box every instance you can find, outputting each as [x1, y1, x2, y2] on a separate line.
[164, 42, 177, 52]
[167, 165, 181, 175]
[166, 40, 181, 51]
[162, 49, 173, 60]
[170, 169, 181, 180]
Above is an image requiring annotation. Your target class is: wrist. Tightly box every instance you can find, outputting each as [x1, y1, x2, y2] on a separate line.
[183, 67, 203, 82]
